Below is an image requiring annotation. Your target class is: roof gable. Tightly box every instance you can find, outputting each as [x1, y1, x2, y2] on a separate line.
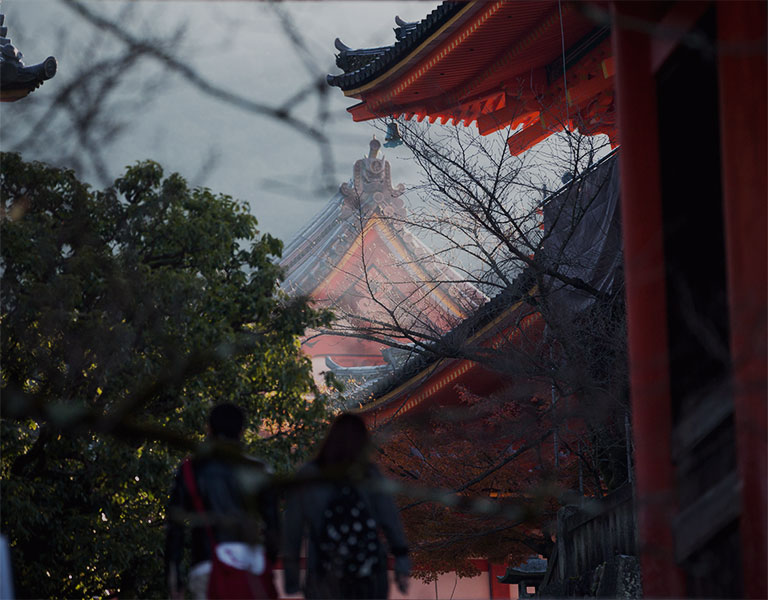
[280, 137, 487, 334]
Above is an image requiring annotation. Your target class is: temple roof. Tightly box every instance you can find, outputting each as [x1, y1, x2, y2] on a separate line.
[352, 267, 537, 411]
[326, 1, 616, 153]
[279, 137, 484, 316]
[327, 2, 467, 91]
[280, 137, 406, 295]
[0, 13, 57, 102]
[352, 150, 621, 417]
[327, 1, 601, 104]
[497, 557, 548, 584]
[280, 137, 488, 382]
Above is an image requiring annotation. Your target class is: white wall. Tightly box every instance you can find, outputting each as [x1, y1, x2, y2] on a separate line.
[271, 568, 517, 600]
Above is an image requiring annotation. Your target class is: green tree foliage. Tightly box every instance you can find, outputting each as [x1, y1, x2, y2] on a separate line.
[0, 153, 332, 598]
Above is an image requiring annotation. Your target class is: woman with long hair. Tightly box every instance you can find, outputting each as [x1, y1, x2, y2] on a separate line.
[282, 413, 410, 599]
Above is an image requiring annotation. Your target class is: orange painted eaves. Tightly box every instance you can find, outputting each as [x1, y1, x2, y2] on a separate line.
[358, 287, 540, 417]
[507, 115, 566, 156]
[444, 3, 567, 111]
[365, 0, 507, 109]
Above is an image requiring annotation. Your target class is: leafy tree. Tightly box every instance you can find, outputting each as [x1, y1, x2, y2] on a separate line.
[0, 153, 332, 598]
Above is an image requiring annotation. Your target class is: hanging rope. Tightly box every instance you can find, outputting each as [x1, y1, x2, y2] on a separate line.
[558, 0, 570, 132]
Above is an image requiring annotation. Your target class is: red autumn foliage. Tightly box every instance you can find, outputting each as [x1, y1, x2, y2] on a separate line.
[372, 381, 597, 581]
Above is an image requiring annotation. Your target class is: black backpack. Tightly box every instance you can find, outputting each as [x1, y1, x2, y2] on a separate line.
[317, 484, 382, 579]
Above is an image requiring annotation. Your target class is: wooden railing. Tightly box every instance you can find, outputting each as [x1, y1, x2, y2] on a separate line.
[540, 484, 637, 596]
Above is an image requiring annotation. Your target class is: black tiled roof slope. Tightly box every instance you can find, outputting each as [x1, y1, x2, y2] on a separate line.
[327, 1, 468, 91]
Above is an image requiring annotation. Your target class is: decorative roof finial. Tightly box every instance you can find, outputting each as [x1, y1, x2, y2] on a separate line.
[0, 12, 57, 102]
[340, 137, 404, 202]
[369, 136, 381, 159]
[334, 38, 351, 52]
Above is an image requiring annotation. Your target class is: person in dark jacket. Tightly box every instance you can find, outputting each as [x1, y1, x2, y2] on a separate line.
[283, 413, 410, 599]
[165, 403, 279, 599]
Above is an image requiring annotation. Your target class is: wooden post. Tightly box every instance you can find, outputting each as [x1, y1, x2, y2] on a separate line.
[610, 3, 685, 597]
[489, 563, 509, 599]
[717, 2, 768, 597]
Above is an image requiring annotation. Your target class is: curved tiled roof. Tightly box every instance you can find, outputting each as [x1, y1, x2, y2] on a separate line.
[354, 268, 536, 406]
[353, 150, 622, 410]
[279, 139, 486, 318]
[498, 557, 548, 583]
[326, 1, 468, 91]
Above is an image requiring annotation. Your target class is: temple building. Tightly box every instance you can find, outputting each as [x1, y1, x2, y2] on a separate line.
[355, 271, 541, 426]
[280, 137, 485, 387]
[327, 2, 766, 598]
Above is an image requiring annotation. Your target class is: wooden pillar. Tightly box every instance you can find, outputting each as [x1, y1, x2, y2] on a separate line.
[717, 2, 768, 597]
[610, 3, 684, 597]
[489, 562, 509, 599]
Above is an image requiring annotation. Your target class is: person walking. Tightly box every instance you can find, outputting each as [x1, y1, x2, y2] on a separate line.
[282, 413, 410, 599]
[165, 403, 279, 599]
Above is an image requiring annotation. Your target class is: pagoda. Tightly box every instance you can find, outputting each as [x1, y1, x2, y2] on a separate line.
[280, 137, 485, 385]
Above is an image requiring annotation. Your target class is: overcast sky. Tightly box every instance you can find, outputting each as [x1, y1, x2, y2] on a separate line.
[1, 1, 437, 242]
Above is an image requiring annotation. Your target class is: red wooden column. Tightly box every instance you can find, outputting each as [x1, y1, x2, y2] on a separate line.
[717, 3, 768, 597]
[489, 562, 510, 599]
[610, 4, 684, 597]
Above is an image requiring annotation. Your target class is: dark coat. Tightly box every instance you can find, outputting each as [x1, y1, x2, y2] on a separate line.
[282, 461, 410, 599]
[164, 449, 279, 587]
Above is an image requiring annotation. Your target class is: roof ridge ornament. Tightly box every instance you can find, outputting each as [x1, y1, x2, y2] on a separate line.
[0, 11, 57, 102]
[334, 38, 351, 52]
[369, 135, 381, 158]
[394, 15, 420, 42]
[340, 137, 405, 216]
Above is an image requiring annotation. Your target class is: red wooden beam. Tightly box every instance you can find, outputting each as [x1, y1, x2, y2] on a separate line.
[507, 117, 564, 157]
[565, 73, 614, 109]
[477, 104, 538, 136]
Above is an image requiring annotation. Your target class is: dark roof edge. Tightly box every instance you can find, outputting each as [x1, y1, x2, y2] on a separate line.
[356, 267, 537, 406]
[327, 1, 468, 92]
